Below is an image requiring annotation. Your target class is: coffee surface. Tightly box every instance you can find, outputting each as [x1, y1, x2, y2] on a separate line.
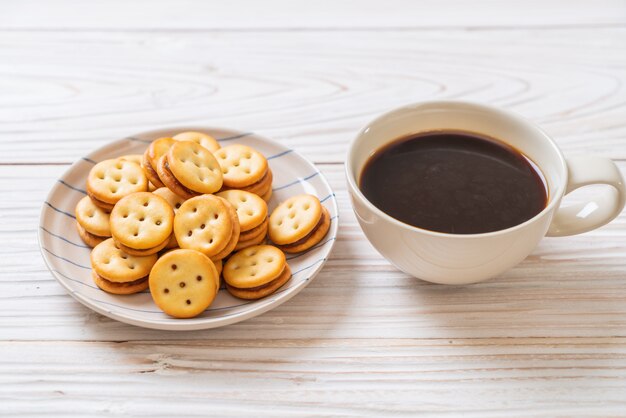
[359, 131, 547, 234]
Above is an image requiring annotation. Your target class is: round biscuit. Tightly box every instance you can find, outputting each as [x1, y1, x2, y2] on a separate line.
[268, 194, 322, 245]
[92, 271, 148, 295]
[166, 141, 223, 194]
[173, 131, 221, 152]
[119, 154, 143, 165]
[216, 189, 267, 231]
[149, 249, 219, 318]
[76, 222, 106, 248]
[226, 263, 291, 300]
[278, 206, 331, 253]
[214, 144, 268, 188]
[90, 238, 157, 282]
[114, 235, 171, 256]
[110, 192, 174, 250]
[75, 195, 111, 237]
[87, 158, 148, 205]
[174, 194, 233, 257]
[223, 245, 286, 288]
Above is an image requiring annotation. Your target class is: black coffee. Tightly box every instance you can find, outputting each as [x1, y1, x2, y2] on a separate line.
[359, 131, 547, 234]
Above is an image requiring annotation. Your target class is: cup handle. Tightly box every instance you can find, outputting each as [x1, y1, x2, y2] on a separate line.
[547, 156, 626, 237]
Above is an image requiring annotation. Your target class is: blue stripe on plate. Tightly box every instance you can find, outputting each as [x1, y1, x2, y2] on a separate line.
[44, 201, 76, 219]
[40, 226, 90, 248]
[267, 149, 293, 160]
[127, 136, 151, 143]
[217, 132, 253, 142]
[58, 180, 87, 194]
[42, 247, 90, 269]
[320, 193, 334, 203]
[82, 157, 96, 164]
[272, 172, 320, 191]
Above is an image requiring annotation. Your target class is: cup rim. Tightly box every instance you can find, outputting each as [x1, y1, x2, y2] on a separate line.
[345, 100, 568, 239]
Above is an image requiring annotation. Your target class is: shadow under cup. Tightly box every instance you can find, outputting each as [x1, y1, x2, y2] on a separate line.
[345, 101, 568, 285]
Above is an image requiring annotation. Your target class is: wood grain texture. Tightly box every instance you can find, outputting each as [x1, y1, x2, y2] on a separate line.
[2, 0, 626, 30]
[0, 29, 625, 163]
[2, 338, 626, 417]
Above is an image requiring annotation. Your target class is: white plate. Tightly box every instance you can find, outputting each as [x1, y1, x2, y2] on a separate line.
[38, 128, 338, 331]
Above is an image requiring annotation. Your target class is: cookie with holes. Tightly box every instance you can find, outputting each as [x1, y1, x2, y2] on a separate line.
[223, 245, 291, 300]
[152, 187, 187, 249]
[268, 194, 330, 253]
[120, 154, 143, 165]
[90, 238, 157, 294]
[214, 144, 271, 192]
[110, 192, 174, 256]
[216, 189, 269, 250]
[173, 131, 221, 153]
[157, 140, 223, 199]
[174, 194, 240, 261]
[75, 196, 111, 247]
[141, 137, 175, 189]
[86, 158, 148, 211]
[149, 249, 219, 318]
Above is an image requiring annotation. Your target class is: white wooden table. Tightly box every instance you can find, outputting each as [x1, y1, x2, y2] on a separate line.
[2, 1, 626, 416]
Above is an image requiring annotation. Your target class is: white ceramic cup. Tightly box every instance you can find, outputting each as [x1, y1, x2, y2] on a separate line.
[345, 101, 626, 285]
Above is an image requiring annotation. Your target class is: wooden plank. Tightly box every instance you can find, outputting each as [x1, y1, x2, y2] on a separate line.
[4, 163, 626, 341]
[1, 338, 626, 416]
[2, 0, 626, 30]
[1, 29, 625, 164]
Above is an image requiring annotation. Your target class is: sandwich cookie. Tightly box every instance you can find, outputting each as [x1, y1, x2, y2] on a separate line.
[223, 245, 291, 300]
[86, 158, 148, 211]
[215, 144, 272, 198]
[75, 196, 111, 247]
[216, 189, 268, 250]
[173, 131, 221, 153]
[141, 137, 175, 189]
[268, 194, 330, 253]
[90, 238, 157, 295]
[149, 249, 219, 318]
[157, 140, 223, 199]
[152, 187, 186, 249]
[174, 194, 240, 261]
[110, 192, 174, 256]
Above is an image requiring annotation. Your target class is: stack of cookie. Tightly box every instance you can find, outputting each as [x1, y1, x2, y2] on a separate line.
[75, 131, 331, 319]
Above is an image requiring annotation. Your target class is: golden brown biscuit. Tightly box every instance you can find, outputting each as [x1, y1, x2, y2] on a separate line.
[149, 249, 219, 318]
[86, 158, 148, 210]
[158, 141, 223, 199]
[216, 189, 267, 232]
[110, 192, 174, 254]
[268, 194, 323, 245]
[234, 228, 267, 251]
[90, 238, 157, 283]
[277, 206, 330, 253]
[207, 196, 240, 261]
[174, 194, 236, 258]
[92, 271, 148, 295]
[224, 245, 291, 300]
[214, 144, 268, 188]
[75, 196, 111, 238]
[152, 187, 186, 249]
[238, 218, 268, 242]
[173, 131, 220, 153]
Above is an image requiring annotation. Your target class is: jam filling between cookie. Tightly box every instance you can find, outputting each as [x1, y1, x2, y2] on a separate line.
[227, 265, 289, 292]
[94, 272, 148, 286]
[86, 190, 115, 211]
[162, 160, 201, 197]
[279, 208, 327, 248]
